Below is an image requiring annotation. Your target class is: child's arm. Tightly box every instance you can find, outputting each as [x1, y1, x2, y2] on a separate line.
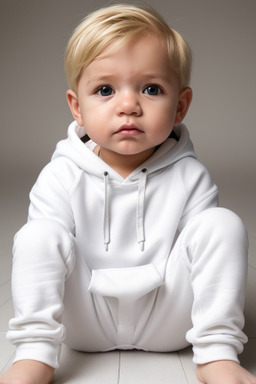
[28, 159, 76, 231]
[197, 360, 256, 384]
[0, 360, 54, 384]
[4, 160, 77, 380]
[177, 158, 219, 232]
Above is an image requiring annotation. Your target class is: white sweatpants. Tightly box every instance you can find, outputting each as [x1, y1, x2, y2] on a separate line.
[7, 207, 248, 368]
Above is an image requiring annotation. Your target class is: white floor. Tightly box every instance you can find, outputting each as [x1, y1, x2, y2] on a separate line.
[1, 171, 256, 383]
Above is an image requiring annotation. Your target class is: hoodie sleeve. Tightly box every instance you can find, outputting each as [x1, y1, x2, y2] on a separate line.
[178, 158, 219, 231]
[27, 158, 77, 234]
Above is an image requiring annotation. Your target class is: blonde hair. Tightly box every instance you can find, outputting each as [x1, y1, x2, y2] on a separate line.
[65, 4, 192, 93]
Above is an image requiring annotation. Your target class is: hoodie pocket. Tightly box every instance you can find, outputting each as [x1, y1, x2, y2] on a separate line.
[88, 264, 164, 346]
[88, 263, 163, 301]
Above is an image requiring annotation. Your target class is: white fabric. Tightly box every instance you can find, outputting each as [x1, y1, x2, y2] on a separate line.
[6, 121, 248, 368]
[88, 264, 163, 299]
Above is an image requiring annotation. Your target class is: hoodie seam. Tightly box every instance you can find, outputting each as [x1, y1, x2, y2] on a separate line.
[51, 157, 84, 198]
[68, 169, 84, 197]
[181, 188, 218, 220]
[177, 157, 218, 217]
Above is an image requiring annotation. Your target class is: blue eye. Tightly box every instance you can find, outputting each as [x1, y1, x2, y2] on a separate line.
[143, 85, 161, 96]
[97, 86, 113, 97]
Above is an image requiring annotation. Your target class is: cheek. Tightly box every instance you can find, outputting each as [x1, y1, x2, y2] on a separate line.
[153, 105, 176, 127]
[84, 101, 114, 130]
[79, 105, 95, 128]
[82, 115, 105, 142]
[164, 106, 179, 127]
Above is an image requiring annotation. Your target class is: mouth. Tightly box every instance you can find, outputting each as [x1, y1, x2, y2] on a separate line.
[116, 124, 144, 136]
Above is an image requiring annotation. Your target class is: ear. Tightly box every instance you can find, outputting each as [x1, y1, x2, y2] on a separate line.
[66, 89, 83, 126]
[174, 87, 193, 125]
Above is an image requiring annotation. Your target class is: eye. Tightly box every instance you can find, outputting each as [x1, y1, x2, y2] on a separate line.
[96, 86, 114, 97]
[143, 85, 161, 96]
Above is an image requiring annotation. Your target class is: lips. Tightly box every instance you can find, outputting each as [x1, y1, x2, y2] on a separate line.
[116, 124, 144, 136]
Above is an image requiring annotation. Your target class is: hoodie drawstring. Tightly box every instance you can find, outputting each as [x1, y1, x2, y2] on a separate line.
[136, 168, 148, 251]
[103, 171, 110, 251]
[102, 168, 148, 252]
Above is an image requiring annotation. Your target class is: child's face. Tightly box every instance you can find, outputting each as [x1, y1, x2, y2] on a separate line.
[67, 35, 191, 159]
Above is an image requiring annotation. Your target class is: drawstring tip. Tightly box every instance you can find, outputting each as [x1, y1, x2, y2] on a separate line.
[105, 243, 109, 251]
[139, 242, 145, 252]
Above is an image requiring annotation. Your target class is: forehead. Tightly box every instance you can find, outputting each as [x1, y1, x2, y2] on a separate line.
[96, 33, 166, 61]
[82, 35, 174, 82]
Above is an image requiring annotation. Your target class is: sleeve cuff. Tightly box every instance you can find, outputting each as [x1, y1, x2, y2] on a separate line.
[13, 341, 61, 369]
[192, 342, 241, 365]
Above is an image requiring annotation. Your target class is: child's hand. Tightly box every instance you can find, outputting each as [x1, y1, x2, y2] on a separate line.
[197, 360, 256, 384]
[0, 360, 54, 384]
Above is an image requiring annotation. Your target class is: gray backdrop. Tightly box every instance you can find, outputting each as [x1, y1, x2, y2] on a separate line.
[1, 0, 255, 234]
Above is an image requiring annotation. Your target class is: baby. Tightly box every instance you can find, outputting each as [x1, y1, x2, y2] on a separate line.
[1, 4, 255, 384]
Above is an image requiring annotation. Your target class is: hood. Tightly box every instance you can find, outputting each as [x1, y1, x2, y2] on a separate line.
[52, 120, 196, 182]
[52, 121, 197, 251]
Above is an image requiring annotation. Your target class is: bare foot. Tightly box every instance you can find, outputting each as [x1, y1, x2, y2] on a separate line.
[197, 360, 256, 384]
[0, 359, 54, 384]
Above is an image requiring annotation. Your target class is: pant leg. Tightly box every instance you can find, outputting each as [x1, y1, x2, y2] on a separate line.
[6, 219, 76, 368]
[130, 207, 248, 363]
[182, 207, 248, 364]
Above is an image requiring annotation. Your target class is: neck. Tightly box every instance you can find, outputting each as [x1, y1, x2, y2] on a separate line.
[99, 147, 155, 178]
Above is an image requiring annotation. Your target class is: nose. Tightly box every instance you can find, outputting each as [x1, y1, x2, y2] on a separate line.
[116, 90, 142, 116]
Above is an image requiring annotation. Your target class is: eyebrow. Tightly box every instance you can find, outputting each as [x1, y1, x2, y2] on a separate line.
[142, 73, 172, 83]
[86, 72, 172, 85]
[86, 74, 116, 85]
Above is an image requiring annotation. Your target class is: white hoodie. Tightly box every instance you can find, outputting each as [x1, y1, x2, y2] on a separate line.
[9, 121, 250, 368]
[28, 121, 218, 274]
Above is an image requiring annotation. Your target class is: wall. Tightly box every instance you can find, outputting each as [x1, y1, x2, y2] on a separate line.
[1, 0, 255, 212]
